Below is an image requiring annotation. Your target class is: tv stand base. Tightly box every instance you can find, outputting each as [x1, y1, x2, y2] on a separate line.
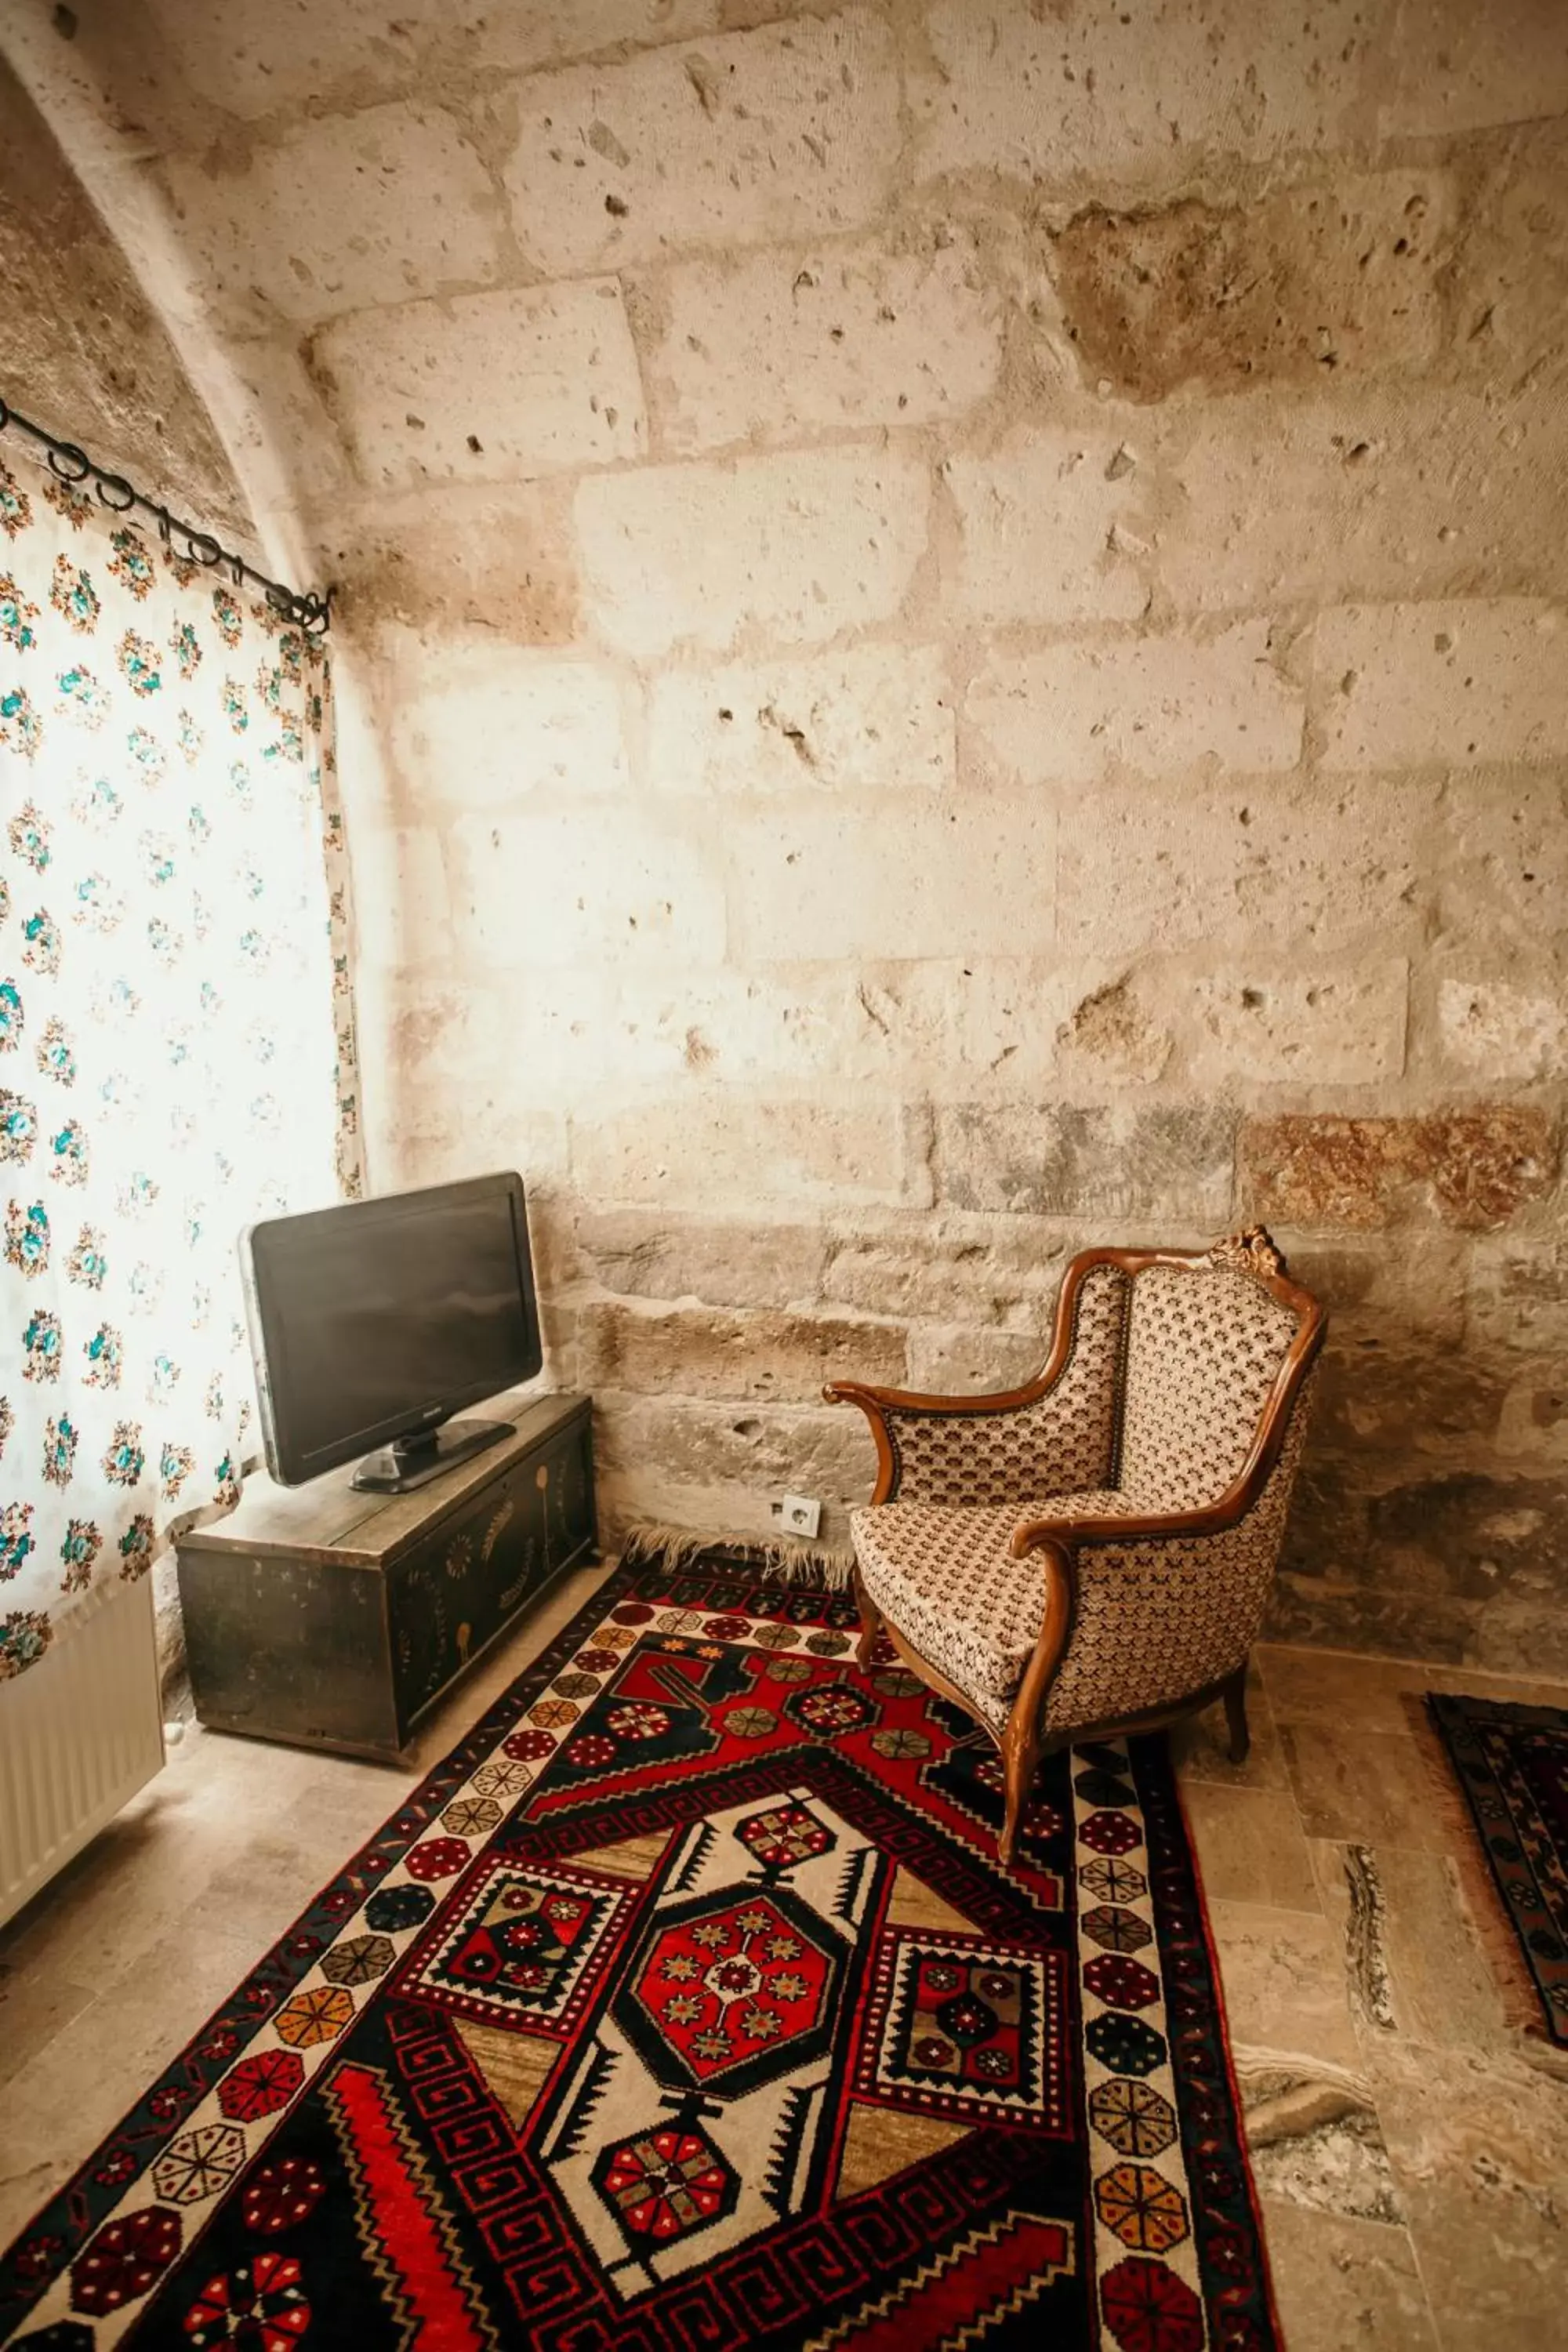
[176, 1392, 595, 1759]
[351, 1416, 511, 1494]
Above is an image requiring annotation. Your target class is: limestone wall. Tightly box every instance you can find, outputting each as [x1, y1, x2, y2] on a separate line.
[10, 0, 1567, 1672]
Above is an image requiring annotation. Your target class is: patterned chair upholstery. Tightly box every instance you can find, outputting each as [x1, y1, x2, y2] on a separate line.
[826, 1229, 1325, 1864]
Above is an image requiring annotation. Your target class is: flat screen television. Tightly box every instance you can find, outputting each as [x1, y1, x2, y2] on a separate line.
[241, 1172, 543, 1494]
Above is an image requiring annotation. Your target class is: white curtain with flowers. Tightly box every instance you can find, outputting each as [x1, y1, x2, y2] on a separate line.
[0, 441, 361, 1683]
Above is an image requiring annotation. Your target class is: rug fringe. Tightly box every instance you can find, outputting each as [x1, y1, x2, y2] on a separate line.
[1402, 1691, 1554, 2049]
[620, 1518, 855, 1589]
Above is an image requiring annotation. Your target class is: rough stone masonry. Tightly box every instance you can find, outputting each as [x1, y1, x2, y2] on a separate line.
[7, 0, 1567, 1674]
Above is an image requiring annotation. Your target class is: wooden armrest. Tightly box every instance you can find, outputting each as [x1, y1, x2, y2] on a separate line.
[1011, 1496, 1245, 1559]
[822, 1376, 1048, 1420]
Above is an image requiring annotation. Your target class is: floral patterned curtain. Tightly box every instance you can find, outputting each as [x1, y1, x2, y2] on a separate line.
[0, 441, 361, 1683]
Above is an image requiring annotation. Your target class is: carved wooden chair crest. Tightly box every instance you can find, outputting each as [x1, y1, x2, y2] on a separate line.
[826, 1228, 1326, 1864]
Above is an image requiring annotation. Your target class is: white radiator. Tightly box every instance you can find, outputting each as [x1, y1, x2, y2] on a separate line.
[0, 1577, 165, 1930]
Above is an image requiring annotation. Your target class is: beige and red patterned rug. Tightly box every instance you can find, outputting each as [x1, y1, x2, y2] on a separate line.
[0, 1545, 1280, 2348]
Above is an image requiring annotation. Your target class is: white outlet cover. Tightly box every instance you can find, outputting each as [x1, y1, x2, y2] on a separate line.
[778, 1493, 822, 1538]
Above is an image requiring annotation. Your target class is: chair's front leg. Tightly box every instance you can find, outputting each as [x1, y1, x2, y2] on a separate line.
[1222, 1661, 1250, 1764]
[996, 1534, 1076, 1869]
[998, 1713, 1040, 1867]
[851, 1563, 884, 1671]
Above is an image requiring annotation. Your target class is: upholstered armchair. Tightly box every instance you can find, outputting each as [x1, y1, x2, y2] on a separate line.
[826, 1229, 1325, 1864]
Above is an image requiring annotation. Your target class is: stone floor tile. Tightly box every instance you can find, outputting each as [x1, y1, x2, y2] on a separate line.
[1179, 1781, 1321, 1911]
[1258, 1644, 1425, 1735]
[0, 1958, 96, 2092]
[1255, 2198, 1441, 2350]
[201, 1824, 372, 1945]
[1311, 1836, 1515, 2056]
[1258, 1642, 1568, 1737]
[0, 1801, 239, 1981]
[1306, 1837, 1400, 2042]
[1207, 1900, 1364, 2072]
[1367, 2043, 1568, 2352]
[1277, 1723, 1452, 1853]
[1236, 2054, 1404, 2226]
[1168, 1659, 1293, 1791]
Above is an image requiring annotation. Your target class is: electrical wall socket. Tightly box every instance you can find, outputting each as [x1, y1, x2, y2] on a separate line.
[773, 1494, 822, 1539]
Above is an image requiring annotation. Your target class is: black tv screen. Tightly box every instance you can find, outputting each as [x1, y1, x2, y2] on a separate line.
[241, 1173, 543, 1486]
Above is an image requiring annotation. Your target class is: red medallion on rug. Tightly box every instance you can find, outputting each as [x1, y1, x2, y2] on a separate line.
[0, 1550, 1280, 2349]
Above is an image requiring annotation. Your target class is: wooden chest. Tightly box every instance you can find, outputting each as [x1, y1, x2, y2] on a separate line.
[176, 1392, 595, 1759]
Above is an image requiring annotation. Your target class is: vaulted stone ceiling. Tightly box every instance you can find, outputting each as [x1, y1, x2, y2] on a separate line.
[0, 51, 249, 544]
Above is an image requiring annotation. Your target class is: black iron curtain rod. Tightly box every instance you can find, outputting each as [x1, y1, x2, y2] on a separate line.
[0, 393, 332, 635]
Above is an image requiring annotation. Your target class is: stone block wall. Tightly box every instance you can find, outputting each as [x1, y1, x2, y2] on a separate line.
[13, 0, 1567, 1673]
